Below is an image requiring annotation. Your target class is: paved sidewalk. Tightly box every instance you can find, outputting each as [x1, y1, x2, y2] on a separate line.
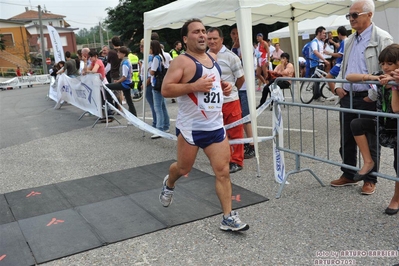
[0, 84, 398, 266]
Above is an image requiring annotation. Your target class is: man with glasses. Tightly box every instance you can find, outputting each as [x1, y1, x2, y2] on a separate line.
[330, 0, 393, 195]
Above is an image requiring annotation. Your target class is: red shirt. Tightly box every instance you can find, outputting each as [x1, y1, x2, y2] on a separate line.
[91, 59, 105, 79]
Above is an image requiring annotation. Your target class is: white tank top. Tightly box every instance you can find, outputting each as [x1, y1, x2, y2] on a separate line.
[176, 53, 224, 131]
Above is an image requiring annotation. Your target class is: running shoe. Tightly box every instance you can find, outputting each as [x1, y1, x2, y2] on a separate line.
[220, 211, 249, 231]
[159, 175, 174, 207]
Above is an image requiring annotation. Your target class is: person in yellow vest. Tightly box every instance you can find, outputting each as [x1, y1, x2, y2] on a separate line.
[169, 40, 183, 59]
[128, 51, 141, 98]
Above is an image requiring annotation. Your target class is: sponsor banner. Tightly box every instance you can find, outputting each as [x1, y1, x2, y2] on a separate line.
[271, 85, 287, 184]
[0, 75, 51, 89]
[47, 25, 65, 63]
[48, 76, 58, 101]
[51, 74, 103, 117]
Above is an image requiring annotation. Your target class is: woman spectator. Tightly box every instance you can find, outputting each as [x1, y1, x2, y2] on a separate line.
[257, 52, 294, 109]
[149, 40, 170, 139]
[140, 38, 157, 129]
[55, 61, 66, 75]
[85, 50, 106, 81]
[271, 43, 284, 69]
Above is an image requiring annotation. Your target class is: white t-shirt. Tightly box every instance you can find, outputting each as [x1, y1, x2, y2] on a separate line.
[162, 50, 172, 68]
[311, 39, 324, 62]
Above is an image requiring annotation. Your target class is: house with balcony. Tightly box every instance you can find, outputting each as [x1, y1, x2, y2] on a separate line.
[0, 7, 77, 74]
[0, 19, 32, 74]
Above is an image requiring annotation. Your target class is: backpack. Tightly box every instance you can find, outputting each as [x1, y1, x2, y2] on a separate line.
[302, 41, 311, 59]
[154, 55, 167, 92]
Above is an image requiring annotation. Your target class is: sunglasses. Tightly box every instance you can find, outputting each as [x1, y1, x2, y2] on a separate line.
[345, 12, 368, 20]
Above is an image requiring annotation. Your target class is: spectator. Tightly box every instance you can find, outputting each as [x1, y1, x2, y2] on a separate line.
[271, 43, 284, 69]
[169, 40, 184, 59]
[309, 26, 330, 101]
[330, 0, 393, 195]
[106, 46, 137, 117]
[207, 27, 245, 173]
[257, 52, 294, 109]
[230, 25, 256, 159]
[149, 40, 170, 139]
[323, 26, 348, 93]
[64, 51, 79, 78]
[140, 38, 157, 129]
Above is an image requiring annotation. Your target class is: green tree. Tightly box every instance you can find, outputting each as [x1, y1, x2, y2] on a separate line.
[104, 0, 287, 55]
[104, 0, 175, 53]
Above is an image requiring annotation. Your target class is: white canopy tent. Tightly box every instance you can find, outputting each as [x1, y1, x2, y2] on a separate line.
[269, 7, 398, 40]
[269, 15, 351, 39]
[143, 0, 397, 174]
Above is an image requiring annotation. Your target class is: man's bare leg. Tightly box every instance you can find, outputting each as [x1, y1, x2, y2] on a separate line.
[204, 137, 232, 215]
[167, 134, 199, 188]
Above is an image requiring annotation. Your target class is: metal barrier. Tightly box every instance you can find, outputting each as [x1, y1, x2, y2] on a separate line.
[271, 77, 399, 198]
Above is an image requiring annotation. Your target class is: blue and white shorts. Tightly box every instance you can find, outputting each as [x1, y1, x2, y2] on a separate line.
[176, 127, 226, 149]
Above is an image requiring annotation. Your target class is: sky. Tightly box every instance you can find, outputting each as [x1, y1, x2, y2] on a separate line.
[0, 0, 121, 32]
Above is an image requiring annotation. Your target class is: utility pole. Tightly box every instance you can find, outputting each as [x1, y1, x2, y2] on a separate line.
[38, 5, 47, 74]
[99, 22, 104, 48]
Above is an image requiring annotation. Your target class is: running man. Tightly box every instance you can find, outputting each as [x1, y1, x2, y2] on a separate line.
[159, 18, 249, 232]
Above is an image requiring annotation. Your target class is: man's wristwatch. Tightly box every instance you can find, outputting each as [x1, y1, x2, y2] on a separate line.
[334, 88, 339, 95]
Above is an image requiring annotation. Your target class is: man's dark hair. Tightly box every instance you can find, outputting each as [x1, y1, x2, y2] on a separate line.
[151, 32, 159, 41]
[337, 26, 347, 37]
[315, 26, 326, 35]
[229, 24, 237, 33]
[281, 52, 290, 62]
[65, 51, 71, 58]
[206, 27, 223, 38]
[174, 40, 181, 48]
[111, 36, 123, 47]
[118, 46, 129, 56]
[181, 18, 202, 39]
[88, 51, 98, 57]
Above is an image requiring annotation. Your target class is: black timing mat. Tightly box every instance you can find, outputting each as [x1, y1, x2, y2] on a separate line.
[0, 160, 268, 265]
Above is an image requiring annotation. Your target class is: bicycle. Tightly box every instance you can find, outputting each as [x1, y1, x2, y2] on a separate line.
[300, 64, 334, 104]
[130, 80, 143, 102]
[132, 90, 143, 102]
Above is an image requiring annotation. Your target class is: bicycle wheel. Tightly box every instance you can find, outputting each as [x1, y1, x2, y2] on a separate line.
[321, 82, 334, 99]
[132, 91, 143, 102]
[300, 81, 314, 104]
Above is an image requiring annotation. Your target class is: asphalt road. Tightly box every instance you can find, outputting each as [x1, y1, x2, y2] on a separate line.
[0, 83, 398, 266]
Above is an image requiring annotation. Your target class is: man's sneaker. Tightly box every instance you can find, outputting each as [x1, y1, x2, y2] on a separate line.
[151, 134, 161, 139]
[220, 211, 249, 232]
[244, 145, 255, 159]
[229, 163, 243, 173]
[330, 175, 358, 187]
[361, 182, 376, 195]
[159, 175, 174, 207]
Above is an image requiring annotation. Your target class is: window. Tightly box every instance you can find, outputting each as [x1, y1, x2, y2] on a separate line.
[60, 36, 67, 46]
[1, 33, 14, 47]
